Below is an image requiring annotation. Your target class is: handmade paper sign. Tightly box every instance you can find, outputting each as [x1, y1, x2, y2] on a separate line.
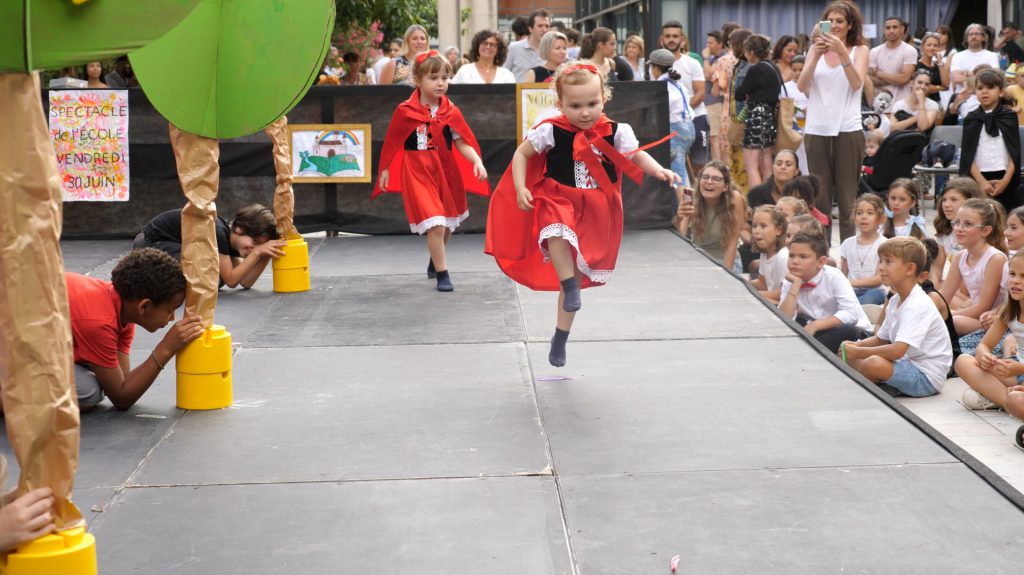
[290, 124, 372, 183]
[130, 0, 335, 139]
[49, 90, 130, 201]
[517, 83, 560, 142]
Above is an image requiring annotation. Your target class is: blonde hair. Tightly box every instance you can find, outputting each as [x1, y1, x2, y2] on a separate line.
[540, 31, 569, 62]
[1000, 251, 1024, 323]
[402, 25, 429, 58]
[624, 35, 645, 56]
[960, 198, 1008, 254]
[554, 59, 612, 101]
[866, 131, 884, 147]
[776, 196, 809, 217]
[934, 177, 981, 236]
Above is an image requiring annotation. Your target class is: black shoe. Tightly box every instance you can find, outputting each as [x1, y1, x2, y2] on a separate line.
[436, 270, 453, 292]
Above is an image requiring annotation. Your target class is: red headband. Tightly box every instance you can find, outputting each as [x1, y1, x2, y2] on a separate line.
[563, 63, 599, 76]
[415, 50, 440, 64]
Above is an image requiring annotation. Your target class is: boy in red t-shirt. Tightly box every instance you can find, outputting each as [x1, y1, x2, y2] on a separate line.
[68, 248, 204, 411]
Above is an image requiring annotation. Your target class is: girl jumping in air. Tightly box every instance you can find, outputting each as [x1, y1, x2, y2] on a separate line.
[486, 61, 679, 367]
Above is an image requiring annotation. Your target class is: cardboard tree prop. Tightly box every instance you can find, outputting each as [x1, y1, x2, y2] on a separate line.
[0, 1, 201, 572]
[130, 0, 334, 320]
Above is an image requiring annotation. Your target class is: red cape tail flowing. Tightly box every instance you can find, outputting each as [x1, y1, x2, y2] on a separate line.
[371, 90, 489, 200]
[485, 114, 643, 291]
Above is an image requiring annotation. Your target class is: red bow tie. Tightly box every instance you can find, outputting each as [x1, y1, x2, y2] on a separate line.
[800, 282, 817, 289]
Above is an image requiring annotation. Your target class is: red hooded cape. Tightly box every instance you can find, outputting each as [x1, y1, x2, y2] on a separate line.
[485, 113, 644, 291]
[372, 90, 489, 199]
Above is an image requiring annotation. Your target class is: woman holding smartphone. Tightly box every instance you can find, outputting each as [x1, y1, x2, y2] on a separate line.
[797, 0, 868, 244]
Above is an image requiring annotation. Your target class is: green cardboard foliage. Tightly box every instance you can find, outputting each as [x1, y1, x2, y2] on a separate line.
[0, 0, 201, 73]
[129, 0, 335, 139]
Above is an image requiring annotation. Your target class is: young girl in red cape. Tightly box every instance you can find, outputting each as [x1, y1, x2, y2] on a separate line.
[485, 62, 679, 367]
[374, 50, 489, 292]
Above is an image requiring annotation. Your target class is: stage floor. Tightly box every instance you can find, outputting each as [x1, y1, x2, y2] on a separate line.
[4, 230, 1024, 573]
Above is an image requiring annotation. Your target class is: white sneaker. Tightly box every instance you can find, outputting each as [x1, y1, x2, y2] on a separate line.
[962, 387, 999, 410]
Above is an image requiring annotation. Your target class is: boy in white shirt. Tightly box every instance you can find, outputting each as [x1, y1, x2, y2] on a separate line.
[842, 237, 953, 397]
[780, 232, 873, 353]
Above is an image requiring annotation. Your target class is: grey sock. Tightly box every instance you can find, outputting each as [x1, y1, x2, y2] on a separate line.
[549, 328, 570, 367]
[561, 277, 581, 312]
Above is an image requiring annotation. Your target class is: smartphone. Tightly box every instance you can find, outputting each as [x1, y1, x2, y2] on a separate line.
[681, 186, 694, 204]
[819, 20, 832, 36]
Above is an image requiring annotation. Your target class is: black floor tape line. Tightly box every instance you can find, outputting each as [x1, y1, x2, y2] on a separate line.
[670, 229, 1024, 511]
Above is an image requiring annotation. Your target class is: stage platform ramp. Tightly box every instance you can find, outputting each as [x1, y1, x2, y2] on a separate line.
[3, 230, 1023, 574]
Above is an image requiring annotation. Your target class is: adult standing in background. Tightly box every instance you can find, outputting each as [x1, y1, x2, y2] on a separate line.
[622, 35, 646, 80]
[84, 61, 108, 88]
[995, 22, 1024, 64]
[916, 32, 949, 104]
[443, 45, 463, 75]
[704, 30, 729, 162]
[868, 17, 917, 104]
[772, 35, 800, 82]
[734, 34, 781, 188]
[452, 30, 515, 84]
[950, 24, 1000, 94]
[379, 25, 429, 86]
[798, 0, 868, 242]
[374, 38, 402, 81]
[525, 31, 568, 83]
[505, 9, 551, 81]
[663, 20, 709, 172]
[579, 27, 632, 81]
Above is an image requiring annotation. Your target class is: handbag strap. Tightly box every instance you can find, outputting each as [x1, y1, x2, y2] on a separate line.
[662, 77, 689, 120]
[767, 62, 789, 98]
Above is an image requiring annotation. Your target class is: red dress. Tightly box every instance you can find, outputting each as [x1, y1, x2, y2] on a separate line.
[373, 90, 488, 233]
[485, 114, 644, 291]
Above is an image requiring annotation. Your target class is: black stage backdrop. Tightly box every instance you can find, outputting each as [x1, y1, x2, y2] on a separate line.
[52, 83, 672, 238]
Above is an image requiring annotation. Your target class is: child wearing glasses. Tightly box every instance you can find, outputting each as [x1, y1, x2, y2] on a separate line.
[675, 161, 748, 274]
[939, 198, 1010, 356]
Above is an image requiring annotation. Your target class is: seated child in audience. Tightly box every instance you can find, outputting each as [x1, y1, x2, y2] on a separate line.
[840, 194, 887, 304]
[782, 175, 830, 227]
[134, 204, 286, 289]
[776, 196, 809, 221]
[940, 198, 1009, 356]
[954, 250, 1024, 417]
[931, 177, 981, 290]
[862, 131, 884, 176]
[874, 238, 961, 367]
[883, 178, 928, 239]
[748, 205, 789, 302]
[786, 213, 825, 245]
[779, 232, 872, 353]
[843, 237, 953, 397]
[959, 67, 1020, 215]
[1005, 206, 1024, 256]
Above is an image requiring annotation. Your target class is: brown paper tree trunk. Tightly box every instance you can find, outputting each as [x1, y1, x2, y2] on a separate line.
[0, 72, 84, 530]
[263, 116, 300, 239]
[168, 124, 220, 325]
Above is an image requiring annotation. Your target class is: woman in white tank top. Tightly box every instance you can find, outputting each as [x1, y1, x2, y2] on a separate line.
[797, 1, 869, 244]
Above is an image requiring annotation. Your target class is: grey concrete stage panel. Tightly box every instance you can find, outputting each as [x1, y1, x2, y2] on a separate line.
[309, 234, 498, 277]
[559, 466, 1024, 574]
[131, 344, 550, 485]
[60, 239, 132, 276]
[246, 273, 526, 347]
[94, 477, 572, 575]
[517, 272, 794, 342]
[530, 339, 956, 475]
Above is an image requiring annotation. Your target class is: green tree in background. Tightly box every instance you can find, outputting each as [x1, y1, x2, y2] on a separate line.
[336, 0, 438, 42]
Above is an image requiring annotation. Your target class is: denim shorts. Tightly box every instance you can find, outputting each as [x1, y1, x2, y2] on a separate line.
[885, 359, 938, 397]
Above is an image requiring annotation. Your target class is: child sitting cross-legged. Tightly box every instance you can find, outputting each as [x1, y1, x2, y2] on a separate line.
[954, 250, 1024, 415]
[842, 237, 954, 397]
[779, 231, 873, 353]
